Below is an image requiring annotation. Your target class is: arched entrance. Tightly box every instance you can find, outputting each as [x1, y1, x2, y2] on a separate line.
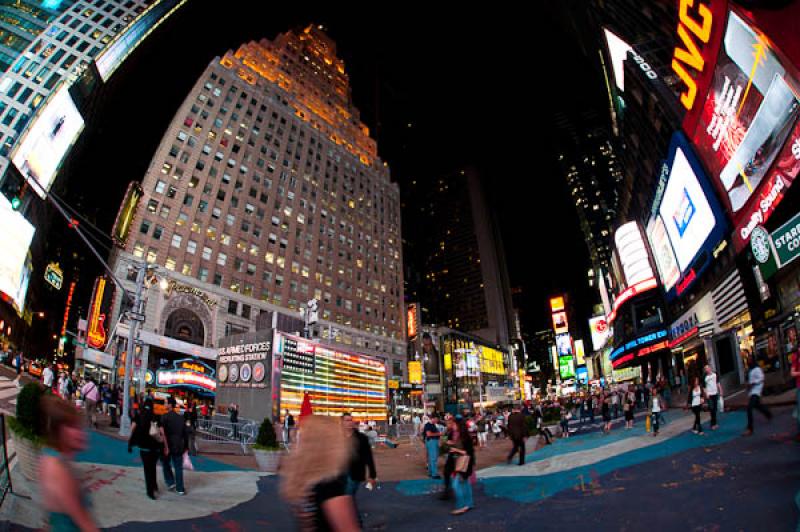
[163, 308, 205, 346]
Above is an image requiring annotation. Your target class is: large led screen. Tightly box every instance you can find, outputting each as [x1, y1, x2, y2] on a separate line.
[11, 85, 84, 198]
[276, 332, 387, 421]
[692, 11, 800, 248]
[647, 133, 726, 297]
[0, 195, 35, 313]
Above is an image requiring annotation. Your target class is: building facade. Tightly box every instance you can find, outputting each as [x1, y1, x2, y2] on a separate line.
[404, 168, 514, 347]
[108, 25, 406, 386]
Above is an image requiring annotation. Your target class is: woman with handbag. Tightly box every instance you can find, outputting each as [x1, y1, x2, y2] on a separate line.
[447, 417, 475, 515]
[128, 398, 166, 499]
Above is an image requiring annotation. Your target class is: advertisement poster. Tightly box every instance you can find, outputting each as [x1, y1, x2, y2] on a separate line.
[589, 316, 611, 351]
[692, 11, 800, 248]
[556, 333, 572, 356]
[559, 356, 575, 379]
[0, 196, 35, 314]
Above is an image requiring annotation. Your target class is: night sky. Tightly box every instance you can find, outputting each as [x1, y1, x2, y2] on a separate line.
[68, 1, 608, 340]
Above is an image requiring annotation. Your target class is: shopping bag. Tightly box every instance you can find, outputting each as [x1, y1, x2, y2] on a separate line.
[718, 396, 724, 413]
[182, 451, 194, 471]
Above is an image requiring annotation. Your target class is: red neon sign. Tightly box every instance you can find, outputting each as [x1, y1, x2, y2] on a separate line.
[637, 340, 670, 357]
[676, 268, 697, 295]
[607, 278, 658, 323]
[60, 281, 76, 336]
[87, 278, 108, 349]
[669, 326, 699, 348]
[612, 353, 635, 368]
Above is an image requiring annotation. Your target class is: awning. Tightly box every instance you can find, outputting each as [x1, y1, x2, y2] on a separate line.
[116, 323, 217, 361]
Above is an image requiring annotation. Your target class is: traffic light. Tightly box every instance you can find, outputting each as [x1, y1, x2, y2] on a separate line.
[10, 196, 21, 210]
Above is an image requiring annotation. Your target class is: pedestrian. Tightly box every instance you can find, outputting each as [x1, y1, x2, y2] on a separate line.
[491, 416, 502, 440]
[42, 363, 54, 390]
[447, 417, 475, 516]
[229, 402, 239, 440]
[559, 404, 571, 438]
[279, 415, 359, 531]
[81, 377, 100, 428]
[423, 414, 442, 479]
[388, 413, 398, 439]
[185, 402, 199, 456]
[688, 377, 705, 435]
[282, 408, 295, 445]
[160, 397, 189, 495]
[13, 353, 22, 387]
[624, 392, 634, 429]
[412, 413, 421, 441]
[743, 353, 772, 436]
[476, 414, 488, 448]
[440, 415, 457, 500]
[703, 365, 722, 430]
[601, 393, 612, 433]
[109, 386, 120, 428]
[651, 389, 662, 437]
[101, 382, 111, 416]
[39, 395, 99, 531]
[588, 394, 595, 424]
[341, 413, 376, 525]
[611, 390, 619, 419]
[128, 398, 165, 499]
[506, 406, 528, 466]
[200, 402, 210, 429]
[791, 350, 800, 441]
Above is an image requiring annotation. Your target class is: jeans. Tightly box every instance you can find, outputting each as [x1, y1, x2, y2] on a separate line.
[425, 439, 440, 478]
[452, 474, 473, 509]
[707, 394, 719, 427]
[656, 411, 666, 426]
[651, 413, 659, 433]
[747, 394, 772, 431]
[161, 452, 185, 492]
[692, 405, 703, 433]
[140, 449, 159, 497]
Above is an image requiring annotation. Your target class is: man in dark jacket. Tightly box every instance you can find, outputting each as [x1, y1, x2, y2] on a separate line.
[160, 397, 189, 495]
[342, 413, 376, 525]
[506, 406, 529, 466]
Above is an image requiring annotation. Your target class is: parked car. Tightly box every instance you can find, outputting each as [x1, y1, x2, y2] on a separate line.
[26, 361, 43, 378]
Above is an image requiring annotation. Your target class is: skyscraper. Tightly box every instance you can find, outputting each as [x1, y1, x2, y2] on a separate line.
[404, 167, 514, 347]
[108, 25, 407, 379]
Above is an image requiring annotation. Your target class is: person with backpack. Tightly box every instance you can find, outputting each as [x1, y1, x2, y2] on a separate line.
[81, 377, 100, 428]
[128, 398, 165, 499]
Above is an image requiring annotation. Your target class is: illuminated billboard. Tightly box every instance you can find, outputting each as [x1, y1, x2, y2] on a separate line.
[589, 316, 610, 351]
[478, 346, 506, 376]
[559, 356, 575, 380]
[603, 28, 632, 91]
[614, 221, 655, 287]
[86, 276, 115, 350]
[112, 181, 143, 248]
[406, 303, 418, 339]
[11, 85, 85, 199]
[0, 195, 35, 314]
[647, 133, 726, 297]
[95, 0, 188, 81]
[549, 296, 565, 312]
[551, 311, 569, 334]
[574, 339, 586, 366]
[275, 332, 387, 421]
[691, 10, 800, 250]
[555, 333, 572, 356]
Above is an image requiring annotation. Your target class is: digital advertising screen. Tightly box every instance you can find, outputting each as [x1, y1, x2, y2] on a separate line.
[614, 221, 654, 287]
[11, 85, 84, 198]
[276, 332, 387, 421]
[559, 356, 575, 380]
[556, 333, 572, 356]
[691, 10, 800, 249]
[647, 133, 726, 297]
[589, 316, 610, 351]
[551, 311, 569, 334]
[0, 195, 35, 313]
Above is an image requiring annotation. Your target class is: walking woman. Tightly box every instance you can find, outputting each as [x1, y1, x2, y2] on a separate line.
[447, 417, 475, 516]
[688, 377, 706, 435]
[280, 415, 360, 531]
[601, 394, 612, 433]
[39, 395, 99, 532]
[128, 398, 165, 499]
[623, 392, 634, 429]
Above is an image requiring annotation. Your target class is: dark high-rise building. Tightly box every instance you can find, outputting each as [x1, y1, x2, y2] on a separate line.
[405, 168, 514, 347]
[554, 110, 623, 275]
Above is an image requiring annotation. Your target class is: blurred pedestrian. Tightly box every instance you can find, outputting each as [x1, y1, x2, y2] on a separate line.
[423, 414, 442, 479]
[81, 377, 99, 428]
[559, 404, 571, 438]
[42, 364, 54, 390]
[650, 390, 662, 437]
[229, 402, 240, 440]
[624, 392, 634, 429]
[688, 377, 705, 435]
[283, 409, 295, 445]
[101, 382, 111, 416]
[601, 394, 612, 433]
[40, 395, 98, 531]
[448, 417, 475, 515]
[506, 406, 528, 466]
[109, 386, 120, 428]
[128, 398, 165, 499]
[280, 415, 360, 531]
[704, 365, 722, 430]
[161, 397, 189, 495]
[476, 414, 488, 448]
[342, 413, 376, 526]
[744, 353, 772, 436]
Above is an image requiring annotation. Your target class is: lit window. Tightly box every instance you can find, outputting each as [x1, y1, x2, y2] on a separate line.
[202, 247, 212, 260]
[165, 257, 176, 271]
[217, 253, 227, 266]
[171, 234, 182, 248]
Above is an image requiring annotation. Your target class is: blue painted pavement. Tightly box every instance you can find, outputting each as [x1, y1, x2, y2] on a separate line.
[76, 431, 243, 472]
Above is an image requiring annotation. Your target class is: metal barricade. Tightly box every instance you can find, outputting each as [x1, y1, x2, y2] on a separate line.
[195, 415, 257, 455]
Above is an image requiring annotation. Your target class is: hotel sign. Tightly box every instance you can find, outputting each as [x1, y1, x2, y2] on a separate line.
[164, 280, 218, 308]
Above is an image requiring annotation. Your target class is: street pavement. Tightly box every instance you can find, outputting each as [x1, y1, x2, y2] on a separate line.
[1, 403, 797, 531]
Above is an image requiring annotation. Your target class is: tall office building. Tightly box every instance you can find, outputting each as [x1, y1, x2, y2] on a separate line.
[0, 1, 77, 73]
[108, 25, 407, 379]
[404, 168, 514, 347]
[554, 110, 623, 275]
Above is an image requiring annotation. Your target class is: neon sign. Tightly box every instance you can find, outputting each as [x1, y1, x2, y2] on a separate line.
[607, 278, 658, 323]
[406, 303, 418, 339]
[87, 277, 112, 349]
[610, 330, 668, 361]
[672, 0, 715, 110]
[155, 358, 216, 393]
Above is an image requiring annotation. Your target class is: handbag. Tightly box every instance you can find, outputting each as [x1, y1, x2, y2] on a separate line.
[149, 421, 164, 443]
[454, 454, 470, 473]
[182, 451, 194, 471]
[718, 396, 724, 413]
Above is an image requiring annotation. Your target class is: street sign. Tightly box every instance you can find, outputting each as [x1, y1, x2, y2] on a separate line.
[128, 312, 146, 322]
[772, 210, 800, 267]
[44, 262, 63, 290]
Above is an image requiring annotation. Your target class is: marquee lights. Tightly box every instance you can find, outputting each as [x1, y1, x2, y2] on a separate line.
[607, 278, 658, 323]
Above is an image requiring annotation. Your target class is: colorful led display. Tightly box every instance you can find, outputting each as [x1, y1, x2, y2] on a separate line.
[0, 195, 34, 314]
[276, 332, 387, 421]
